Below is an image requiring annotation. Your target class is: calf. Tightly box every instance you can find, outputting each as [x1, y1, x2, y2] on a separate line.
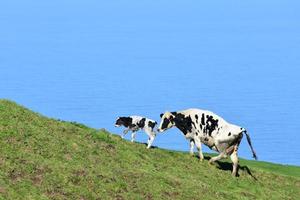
[157, 109, 257, 176]
[115, 116, 157, 149]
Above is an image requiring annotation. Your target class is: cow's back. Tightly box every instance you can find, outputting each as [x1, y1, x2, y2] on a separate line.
[180, 108, 241, 138]
[180, 108, 228, 126]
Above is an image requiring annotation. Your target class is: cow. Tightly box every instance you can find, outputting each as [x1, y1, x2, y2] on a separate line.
[157, 109, 257, 176]
[115, 116, 158, 149]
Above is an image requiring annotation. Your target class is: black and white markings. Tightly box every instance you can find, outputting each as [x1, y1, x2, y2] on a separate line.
[115, 116, 157, 149]
[158, 108, 257, 176]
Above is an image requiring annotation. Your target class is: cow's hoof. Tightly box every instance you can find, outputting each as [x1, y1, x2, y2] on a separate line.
[231, 173, 238, 177]
[208, 159, 214, 165]
[199, 158, 204, 162]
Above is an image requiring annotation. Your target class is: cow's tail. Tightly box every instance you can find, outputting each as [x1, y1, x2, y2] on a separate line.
[243, 129, 258, 160]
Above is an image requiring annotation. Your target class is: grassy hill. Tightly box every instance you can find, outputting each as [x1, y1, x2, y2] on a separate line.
[0, 100, 299, 200]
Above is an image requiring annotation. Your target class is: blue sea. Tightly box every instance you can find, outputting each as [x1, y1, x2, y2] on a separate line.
[1, 1, 299, 166]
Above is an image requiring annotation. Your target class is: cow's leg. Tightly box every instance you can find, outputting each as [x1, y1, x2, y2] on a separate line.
[230, 149, 239, 176]
[144, 129, 155, 149]
[189, 139, 195, 156]
[147, 135, 155, 149]
[194, 137, 204, 161]
[131, 131, 137, 142]
[230, 137, 242, 176]
[122, 128, 130, 138]
[208, 152, 227, 164]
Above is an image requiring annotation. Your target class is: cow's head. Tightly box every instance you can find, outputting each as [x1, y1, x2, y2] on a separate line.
[115, 117, 125, 127]
[157, 112, 175, 132]
[115, 117, 124, 127]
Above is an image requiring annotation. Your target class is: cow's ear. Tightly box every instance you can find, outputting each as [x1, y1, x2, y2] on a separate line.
[169, 115, 174, 122]
[160, 113, 163, 118]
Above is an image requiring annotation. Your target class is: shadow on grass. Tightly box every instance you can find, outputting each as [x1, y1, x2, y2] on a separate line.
[134, 141, 257, 179]
[199, 155, 258, 180]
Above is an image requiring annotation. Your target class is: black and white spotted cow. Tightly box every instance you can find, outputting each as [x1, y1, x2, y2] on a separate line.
[157, 109, 257, 176]
[115, 116, 157, 149]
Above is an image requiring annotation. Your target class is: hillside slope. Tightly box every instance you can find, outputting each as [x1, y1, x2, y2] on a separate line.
[0, 100, 299, 200]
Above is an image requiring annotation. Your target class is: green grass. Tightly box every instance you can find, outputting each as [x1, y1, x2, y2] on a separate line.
[0, 99, 299, 200]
